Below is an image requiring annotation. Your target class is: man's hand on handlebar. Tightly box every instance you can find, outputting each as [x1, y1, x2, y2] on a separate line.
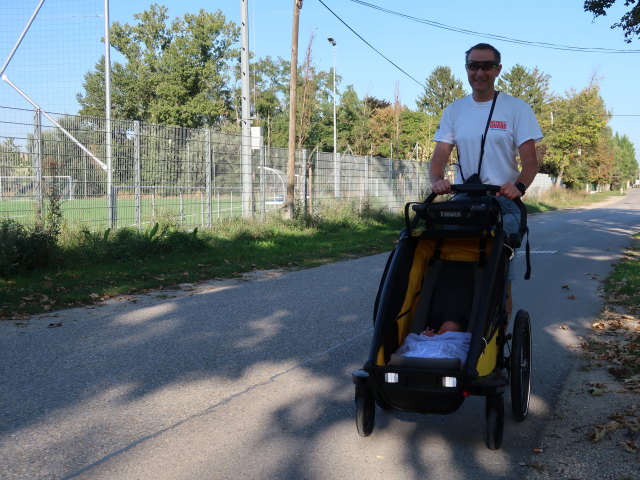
[431, 178, 452, 196]
[497, 181, 521, 200]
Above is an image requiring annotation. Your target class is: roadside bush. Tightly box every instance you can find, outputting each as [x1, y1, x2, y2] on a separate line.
[311, 200, 389, 231]
[0, 219, 58, 277]
[64, 222, 208, 265]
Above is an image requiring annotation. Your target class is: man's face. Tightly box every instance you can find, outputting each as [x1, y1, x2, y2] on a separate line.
[466, 48, 502, 98]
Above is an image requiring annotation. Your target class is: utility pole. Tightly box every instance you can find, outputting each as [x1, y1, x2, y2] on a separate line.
[286, 0, 302, 219]
[240, 0, 252, 218]
[327, 37, 338, 198]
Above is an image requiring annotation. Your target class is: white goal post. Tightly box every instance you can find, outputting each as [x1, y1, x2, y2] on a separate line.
[0, 175, 74, 201]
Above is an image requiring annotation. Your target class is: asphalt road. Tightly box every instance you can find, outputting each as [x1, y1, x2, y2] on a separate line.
[1, 190, 639, 480]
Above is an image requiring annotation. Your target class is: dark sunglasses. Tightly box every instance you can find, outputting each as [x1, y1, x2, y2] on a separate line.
[465, 61, 499, 72]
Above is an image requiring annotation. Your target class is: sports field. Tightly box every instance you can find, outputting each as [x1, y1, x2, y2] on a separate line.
[0, 194, 253, 230]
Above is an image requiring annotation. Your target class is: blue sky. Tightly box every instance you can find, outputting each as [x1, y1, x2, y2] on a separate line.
[2, 0, 639, 161]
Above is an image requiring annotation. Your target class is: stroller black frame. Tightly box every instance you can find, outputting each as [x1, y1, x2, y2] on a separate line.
[352, 184, 532, 450]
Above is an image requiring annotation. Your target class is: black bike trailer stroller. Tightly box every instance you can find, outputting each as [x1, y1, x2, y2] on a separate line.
[351, 184, 532, 449]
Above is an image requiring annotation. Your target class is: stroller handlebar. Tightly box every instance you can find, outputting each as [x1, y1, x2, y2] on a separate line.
[418, 184, 501, 211]
[451, 183, 501, 196]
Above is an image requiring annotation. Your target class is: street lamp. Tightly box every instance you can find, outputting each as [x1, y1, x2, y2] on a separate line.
[327, 37, 338, 197]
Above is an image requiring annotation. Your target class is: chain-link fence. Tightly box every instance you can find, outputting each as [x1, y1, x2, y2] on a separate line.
[0, 105, 432, 231]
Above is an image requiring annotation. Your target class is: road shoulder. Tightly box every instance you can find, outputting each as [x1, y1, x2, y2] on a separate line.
[525, 307, 640, 479]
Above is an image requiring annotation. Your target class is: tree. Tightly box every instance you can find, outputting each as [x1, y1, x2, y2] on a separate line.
[0, 138, 24, 178]
[612, 133, 639, 186]
[416, 66, 466, 116]
[397, 109, 431, 161]
[497, 64, 552, 113]
[256, 32, 337, 152]
[336, 85, 365, 153]
[77, 4, 240, 128]
[250, 56, 290, 146]
[368, 106, 396, 157]
[584, 0, 640, 43]
[364, 96, 391, 112]
[538, 83, 610, 188]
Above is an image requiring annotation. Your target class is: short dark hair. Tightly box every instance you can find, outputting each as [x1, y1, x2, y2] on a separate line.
[465, 43, 501, 64]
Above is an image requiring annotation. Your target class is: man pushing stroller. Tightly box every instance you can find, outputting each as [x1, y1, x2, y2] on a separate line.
[428, 42, 543, 319]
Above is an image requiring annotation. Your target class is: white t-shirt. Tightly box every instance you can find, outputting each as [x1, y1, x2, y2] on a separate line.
[434, 92, 543, 185]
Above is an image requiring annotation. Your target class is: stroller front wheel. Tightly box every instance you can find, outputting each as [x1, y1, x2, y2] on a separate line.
[355, 386, 375, 437]
[484, 394, 504, 450]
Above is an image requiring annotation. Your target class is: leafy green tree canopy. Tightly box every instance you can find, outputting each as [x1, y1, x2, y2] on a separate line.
[584, 0, 640, 43]
[497, 64, 552, 113]
[538, 83, 610, 188]
[78, 4, 240, 128]
[416, 66, 466, 116]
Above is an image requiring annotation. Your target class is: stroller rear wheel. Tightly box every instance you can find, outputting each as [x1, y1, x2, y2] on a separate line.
[355, 386, 375, 437]
[483, 394, 504, 450]
[510, 309, 532, 422]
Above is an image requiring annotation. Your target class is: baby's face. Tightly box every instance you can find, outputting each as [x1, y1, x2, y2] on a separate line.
[437, 321, 461, 334]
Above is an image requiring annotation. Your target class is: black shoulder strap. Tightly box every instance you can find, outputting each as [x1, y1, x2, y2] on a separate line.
[477, 91, 499, 177]
[513, 197, 532, 280]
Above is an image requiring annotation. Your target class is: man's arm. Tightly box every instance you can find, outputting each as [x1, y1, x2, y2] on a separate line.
[499, 139, 539, 199]
[515, 139, 539, 188]
[429, 141, 454, 194]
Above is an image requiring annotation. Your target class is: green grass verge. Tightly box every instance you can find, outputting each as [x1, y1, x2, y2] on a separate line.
[525, 188, 623, 214]
[0, 207, 404, 317]
[604, 234, 640, 307]
[0, 189, 632, 319]
[585, 234, 640, 383]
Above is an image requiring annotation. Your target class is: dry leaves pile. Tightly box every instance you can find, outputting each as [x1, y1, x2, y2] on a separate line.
[19, 293, 56, 311]
[586, 308, 640, 391]
[588, 405, 640, 454]
[583, 307, 640, 454]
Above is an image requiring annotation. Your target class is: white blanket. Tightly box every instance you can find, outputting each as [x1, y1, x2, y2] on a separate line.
[396, 332, 472, 364]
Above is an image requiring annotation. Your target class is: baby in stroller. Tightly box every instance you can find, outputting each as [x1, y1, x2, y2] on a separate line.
[395, 320, 472, 364]
[422, 320, 463, 336]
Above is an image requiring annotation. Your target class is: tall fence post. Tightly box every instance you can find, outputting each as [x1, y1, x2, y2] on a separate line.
[334, 152, 340, 198]
[205, 129, 212, 227]
[104, 0, 115, 229]
[302, 148, 308, 215]
[388, 156, 392, 212]
[34, 107, 43, 226]
[308, 149, 316, 216]
[134, 120, 141, 230]
[364, 154, 369, 200]
[259, 144, 265, 221]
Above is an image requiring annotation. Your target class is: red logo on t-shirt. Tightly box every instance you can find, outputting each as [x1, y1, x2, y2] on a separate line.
[490, 120, 507, 130]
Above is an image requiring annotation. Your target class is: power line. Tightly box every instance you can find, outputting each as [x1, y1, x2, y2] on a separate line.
[350, 0, 640, 54]
[315, 0, 640, 117]
[316, 0, 425, 89]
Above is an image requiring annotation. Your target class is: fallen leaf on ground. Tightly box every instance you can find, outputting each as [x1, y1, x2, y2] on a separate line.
[619, 441, 637, 454]
[605, 420, 622, 432]
[590, 425, 606, 442]
[589, 382, 606, 387]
